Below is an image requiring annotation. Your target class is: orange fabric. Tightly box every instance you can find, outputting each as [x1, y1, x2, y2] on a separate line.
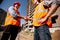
[4, 11, 20, 26]
[45, 19, 52, 28]
[33, 1, 52, 28]
[11, 20, 20, 26]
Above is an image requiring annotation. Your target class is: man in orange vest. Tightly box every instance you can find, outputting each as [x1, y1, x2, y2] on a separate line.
[26, 0, 59, 40]
[33, 0, 59, 40]
[1, 2, 27, 40]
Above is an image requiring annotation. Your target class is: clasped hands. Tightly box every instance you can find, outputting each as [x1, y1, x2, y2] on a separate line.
[23, 16, 48, 24]
[24, 16, 30, 21]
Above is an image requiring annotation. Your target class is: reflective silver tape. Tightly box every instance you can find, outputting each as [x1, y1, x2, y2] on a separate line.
[34, 9, 48, 14]
[33, 18, 41, 21]
[6, 18, 13, 21]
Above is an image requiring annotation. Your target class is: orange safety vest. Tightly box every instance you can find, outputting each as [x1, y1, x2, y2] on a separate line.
[4, 11, 20, 26]
[33, 1, 52, 28]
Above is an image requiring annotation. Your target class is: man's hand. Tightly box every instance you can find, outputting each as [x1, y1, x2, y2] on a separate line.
[38, 17, 47, 24]
[23, 16, 29, 21]
[24, 16, 32, 21]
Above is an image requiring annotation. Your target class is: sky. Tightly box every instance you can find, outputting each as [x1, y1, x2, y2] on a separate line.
[0, 0, 27, 25]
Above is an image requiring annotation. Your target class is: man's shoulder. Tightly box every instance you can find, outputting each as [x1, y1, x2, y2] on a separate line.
[38, 1, 44, 6]
[9, 6, 14, 9]
[8, 6, 14, 11]
[8, 6, 15, 13]
[39, 1, 44, 4]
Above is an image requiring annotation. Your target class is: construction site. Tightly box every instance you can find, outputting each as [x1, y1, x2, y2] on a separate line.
[0, 0, 60, 40]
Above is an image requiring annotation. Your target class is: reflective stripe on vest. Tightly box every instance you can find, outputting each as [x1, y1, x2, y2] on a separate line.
[4, 12, 20, 26]
[34, 9, 48, 14]
[6, 18, 13, 21]
[33, 2, 52, 27]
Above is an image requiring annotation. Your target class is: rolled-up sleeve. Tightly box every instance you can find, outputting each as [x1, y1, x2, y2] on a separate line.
[8, 6, 18, 17]
[52, 0, 58, 5]
[44, 0, 58, 7]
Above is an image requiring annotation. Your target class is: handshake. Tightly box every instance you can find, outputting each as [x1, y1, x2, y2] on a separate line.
[24, 16, 31, 21]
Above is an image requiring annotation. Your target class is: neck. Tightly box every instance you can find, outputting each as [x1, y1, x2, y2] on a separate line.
[13, 7, 18, 12]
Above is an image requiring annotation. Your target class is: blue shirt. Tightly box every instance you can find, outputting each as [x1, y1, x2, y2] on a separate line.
[8, 6, 18, 17]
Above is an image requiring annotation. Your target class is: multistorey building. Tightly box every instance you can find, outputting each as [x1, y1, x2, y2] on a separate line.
[23, 0, 60, 32]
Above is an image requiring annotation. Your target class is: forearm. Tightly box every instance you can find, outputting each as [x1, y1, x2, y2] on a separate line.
[45, 4, 58, 19]
[25, 16, 33, 21]
[17, 15, 25, 19]
[27, 18, 32, 21]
